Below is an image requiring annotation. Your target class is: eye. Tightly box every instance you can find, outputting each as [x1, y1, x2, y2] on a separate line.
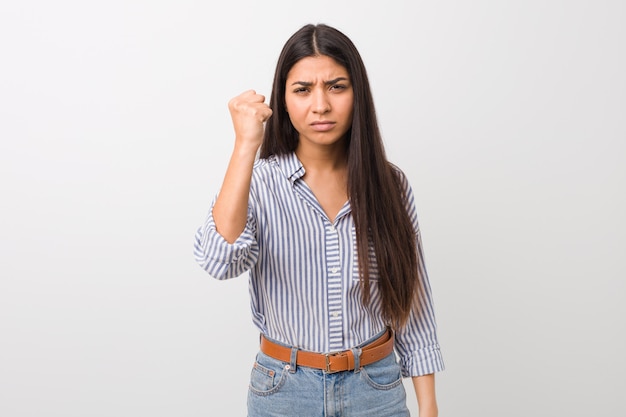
[330, 84, 347, 91]
[293, 87, 309, 94]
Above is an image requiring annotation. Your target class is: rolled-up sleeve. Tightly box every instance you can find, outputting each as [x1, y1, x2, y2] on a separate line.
[394, 168, 445, 377]
[193, 196, 259, 280]
[393, 227, 445, 377]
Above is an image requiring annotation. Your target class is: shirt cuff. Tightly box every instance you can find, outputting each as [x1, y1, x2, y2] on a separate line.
[399, 344, 445, 377]
[194, 212, 258, 279]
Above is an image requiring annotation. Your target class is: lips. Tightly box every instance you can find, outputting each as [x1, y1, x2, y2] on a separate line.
[310, 121, 336, 132]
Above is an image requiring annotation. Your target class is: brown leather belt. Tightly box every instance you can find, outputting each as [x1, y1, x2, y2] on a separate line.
[260, 328, 394, 373]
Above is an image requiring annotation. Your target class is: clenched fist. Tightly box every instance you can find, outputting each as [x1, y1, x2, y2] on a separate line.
[228, 90, 273, 152]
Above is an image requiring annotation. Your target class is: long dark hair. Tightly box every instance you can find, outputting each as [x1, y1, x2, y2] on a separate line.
[260, 24, 420, 328]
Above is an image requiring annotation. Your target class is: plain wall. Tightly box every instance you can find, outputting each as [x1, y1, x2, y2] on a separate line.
[1, 1, 624, 416]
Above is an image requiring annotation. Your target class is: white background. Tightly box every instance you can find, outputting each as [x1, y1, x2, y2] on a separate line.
[1, 1, 624, 416]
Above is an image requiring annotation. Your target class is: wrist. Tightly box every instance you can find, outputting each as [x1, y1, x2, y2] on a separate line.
[418, 403, 438, 417]
[232, 141, 260, 161]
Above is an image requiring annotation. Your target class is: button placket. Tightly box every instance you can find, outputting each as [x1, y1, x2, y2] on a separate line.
[325, 221, 343, 351]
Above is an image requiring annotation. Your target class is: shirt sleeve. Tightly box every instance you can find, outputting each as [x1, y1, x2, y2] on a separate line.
[393, 169, 445, 377]
[193, 194, 260, 280]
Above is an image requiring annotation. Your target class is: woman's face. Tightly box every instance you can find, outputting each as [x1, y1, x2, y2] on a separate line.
[284, 55, 354, 150]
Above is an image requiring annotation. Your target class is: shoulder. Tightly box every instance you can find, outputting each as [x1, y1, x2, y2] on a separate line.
[250, 154, 291, 193]
[389, 162, 412, 193]
[252, 155, 279, 177]
[253, 153, 279, 168]
[388, 163, 420, 219]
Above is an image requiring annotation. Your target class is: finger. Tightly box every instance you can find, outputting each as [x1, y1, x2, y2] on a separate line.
[245, 102, 272, 121]
[259, 107, 273, 122]
[240, 89, 267, 103]
[249, 94, 266, 104]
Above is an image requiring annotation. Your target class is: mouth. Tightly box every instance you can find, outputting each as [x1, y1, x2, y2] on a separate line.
[310, 121, 336, 132]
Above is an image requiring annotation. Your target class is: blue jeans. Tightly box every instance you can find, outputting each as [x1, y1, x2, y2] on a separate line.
[247, 346, 410, 416]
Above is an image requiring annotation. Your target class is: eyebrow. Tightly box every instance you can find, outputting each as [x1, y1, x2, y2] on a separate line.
[290, 77, 349, 87]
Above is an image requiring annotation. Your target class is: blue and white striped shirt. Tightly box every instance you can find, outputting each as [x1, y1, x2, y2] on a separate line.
[194, 152, 444, 377]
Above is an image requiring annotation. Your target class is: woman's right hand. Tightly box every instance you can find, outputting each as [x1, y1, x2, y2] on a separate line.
[212, 90, 272, 243]
[228, 90, 273, 152]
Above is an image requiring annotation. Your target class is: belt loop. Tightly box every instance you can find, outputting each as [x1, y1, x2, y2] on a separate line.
[351, 347, 362, 373]
[288, 346, 298, 373]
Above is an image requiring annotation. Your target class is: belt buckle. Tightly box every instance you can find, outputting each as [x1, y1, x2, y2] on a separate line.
[324, 353, 340, 374]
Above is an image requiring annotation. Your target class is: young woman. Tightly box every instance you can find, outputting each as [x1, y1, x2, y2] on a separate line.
[194, 23, 444, 417]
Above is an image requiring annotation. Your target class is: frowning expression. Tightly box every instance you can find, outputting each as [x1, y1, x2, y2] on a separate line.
[285, 55, 354, 150]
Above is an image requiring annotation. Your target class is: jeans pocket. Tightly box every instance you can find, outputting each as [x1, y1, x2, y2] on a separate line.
[249, 354, 289, 396]
[360, 353, 403, 390]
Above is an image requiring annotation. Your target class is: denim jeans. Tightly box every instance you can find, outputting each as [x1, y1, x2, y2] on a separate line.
[247, 344, 410, 417]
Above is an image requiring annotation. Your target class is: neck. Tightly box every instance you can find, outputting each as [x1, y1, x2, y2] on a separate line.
[295, 141, 348, 173]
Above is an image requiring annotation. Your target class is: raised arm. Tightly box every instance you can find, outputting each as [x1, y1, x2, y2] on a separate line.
[212, 90, 272, 243]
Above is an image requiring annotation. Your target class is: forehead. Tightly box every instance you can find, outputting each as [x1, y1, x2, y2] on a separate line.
[286, 55, 349, 81]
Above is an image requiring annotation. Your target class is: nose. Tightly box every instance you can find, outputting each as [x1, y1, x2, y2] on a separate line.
[312, 90, 330, 114]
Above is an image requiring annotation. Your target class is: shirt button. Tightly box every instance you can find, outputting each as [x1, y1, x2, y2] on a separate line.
[331, 267, 339, 273]
[332, 311, 339, 318]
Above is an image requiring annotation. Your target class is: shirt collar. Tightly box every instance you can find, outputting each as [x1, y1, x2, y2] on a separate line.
[274, 152, 305, 184]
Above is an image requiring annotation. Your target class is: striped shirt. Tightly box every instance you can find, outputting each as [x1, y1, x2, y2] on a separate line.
[194, 152, 444, 377]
